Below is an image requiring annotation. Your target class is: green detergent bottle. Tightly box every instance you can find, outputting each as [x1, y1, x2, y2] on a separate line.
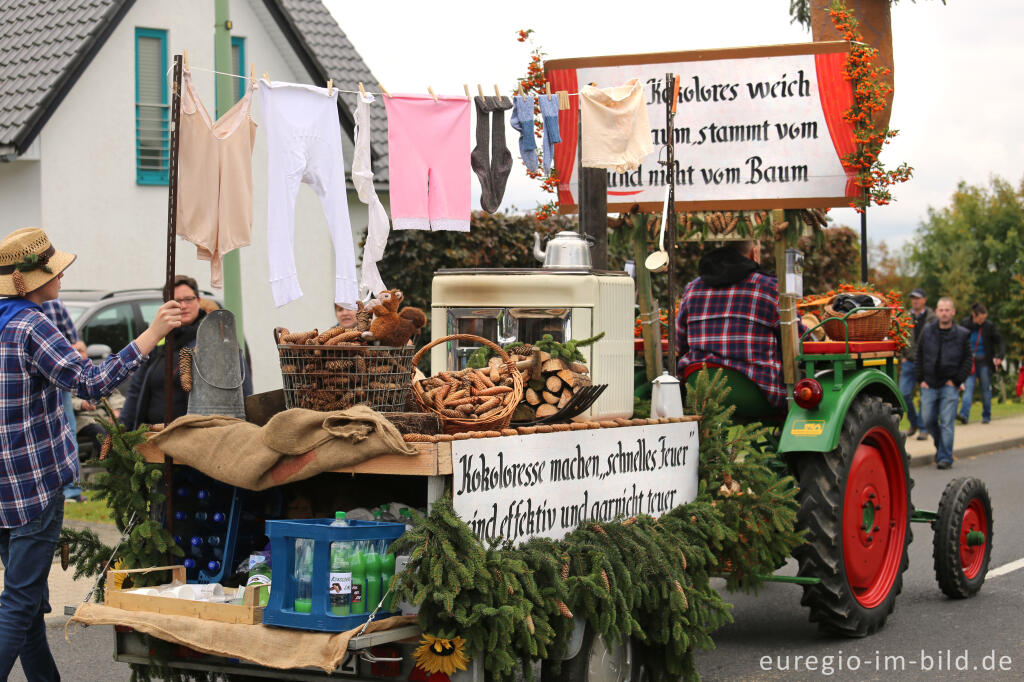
[349, 544, 367, 614]
[380, 551, 396, 610]
[364, 546, 381, 611]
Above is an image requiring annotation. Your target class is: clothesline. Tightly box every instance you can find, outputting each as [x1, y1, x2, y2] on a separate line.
[169, 63, 684, 101]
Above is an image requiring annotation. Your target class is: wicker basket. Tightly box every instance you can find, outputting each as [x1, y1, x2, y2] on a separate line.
[275, 328, 414, 413]
[821, 302, 891, 342]
[411, 334, 524, 435]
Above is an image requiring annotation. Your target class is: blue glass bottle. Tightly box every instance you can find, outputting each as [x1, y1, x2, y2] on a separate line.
[194, 511, 208, 522]
[212, 512, 227, 524]
[174, 511, 188, 522]
[207, 560, 221, 573]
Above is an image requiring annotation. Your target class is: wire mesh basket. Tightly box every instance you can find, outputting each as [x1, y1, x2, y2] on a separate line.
[275, 329, 414, 413]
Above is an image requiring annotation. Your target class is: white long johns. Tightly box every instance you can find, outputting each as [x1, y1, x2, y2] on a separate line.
[258, 79, 358, 309]
[353, 92, 390, 299]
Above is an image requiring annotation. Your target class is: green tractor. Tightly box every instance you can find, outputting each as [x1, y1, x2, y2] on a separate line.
[682, 307, 994, 636]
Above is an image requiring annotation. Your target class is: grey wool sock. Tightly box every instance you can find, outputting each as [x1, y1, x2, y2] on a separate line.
[471, 96, 513, 213]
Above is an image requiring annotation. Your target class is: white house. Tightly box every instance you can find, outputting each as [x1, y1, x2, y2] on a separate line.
[0, 0, 391, 391]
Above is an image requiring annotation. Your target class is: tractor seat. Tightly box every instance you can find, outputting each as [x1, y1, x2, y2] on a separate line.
[682, 361, 786, 421]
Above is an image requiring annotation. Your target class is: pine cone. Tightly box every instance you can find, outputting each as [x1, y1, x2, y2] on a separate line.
[558, 601, 573, 618]
[526, 613, 536, 634]
[601, 570, 610, 591]
[60, 542, 70, 571]
[99, 436, 112, 461]
[179, 347, 193, 392]
[560, 557, 570, 580]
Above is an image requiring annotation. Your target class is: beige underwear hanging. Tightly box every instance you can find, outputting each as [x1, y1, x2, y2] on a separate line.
[176, 69, 257, 287]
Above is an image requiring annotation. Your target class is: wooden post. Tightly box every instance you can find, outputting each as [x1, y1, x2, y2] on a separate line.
[163, 54, 183, 531]
[631, 212, 662, 380]
[577, 118, 608, 269]
[776, 210, 802, 391]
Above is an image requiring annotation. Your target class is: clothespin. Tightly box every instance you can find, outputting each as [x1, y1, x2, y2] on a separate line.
[516, 82, 524, 98]
[263, 71, 270, 82]
[427, 86, 438, 102]
[493, 84, 500, 98]
[477, 84, 484, 99]
[327, 79, 333, 96]
[183, 50, 189, 71]
[671, 74, 680, 114]
[463, 84, 470, 99]
[545, 82, 552, 100]
[378, 82, 391, 97]
[558, 90, 571, 110]
[250, 63, 256, 88]
[358, 82, 367, 98]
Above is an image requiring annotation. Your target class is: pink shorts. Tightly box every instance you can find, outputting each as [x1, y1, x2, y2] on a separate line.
[383, 94, 471, 231]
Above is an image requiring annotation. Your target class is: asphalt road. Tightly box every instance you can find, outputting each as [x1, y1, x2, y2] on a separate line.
[696, 445, 1024, 681]
[12, 447, 1023, 681]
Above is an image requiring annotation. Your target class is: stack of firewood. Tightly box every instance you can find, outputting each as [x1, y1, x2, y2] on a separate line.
[513, 349, 592, 420]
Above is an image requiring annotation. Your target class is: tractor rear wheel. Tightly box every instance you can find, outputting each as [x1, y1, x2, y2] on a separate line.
[933, 477, 993, 598]
[793, 395, 913, 636]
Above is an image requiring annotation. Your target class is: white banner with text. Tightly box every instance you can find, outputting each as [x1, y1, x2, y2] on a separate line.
[452, 422, 699, 544]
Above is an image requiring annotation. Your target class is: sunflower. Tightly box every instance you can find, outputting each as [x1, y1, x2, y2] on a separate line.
[412, 634, 469, 675]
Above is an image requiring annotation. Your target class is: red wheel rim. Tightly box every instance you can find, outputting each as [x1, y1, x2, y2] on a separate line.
[842, 426, 908, 609]
[959, 498, 987, 579]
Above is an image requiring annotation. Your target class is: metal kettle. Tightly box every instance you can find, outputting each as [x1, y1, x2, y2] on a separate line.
[650, 371, 684, 419]
[533, 231, 593, 269]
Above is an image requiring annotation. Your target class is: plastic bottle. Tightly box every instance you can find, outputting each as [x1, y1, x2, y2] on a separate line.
[372, 509, 383, 522]
[380, 551, 396, 610]
[189, 536, 204, 558]
[293, 538, 314, 613]
[364, 544, 381, 611]
[399, 508, 413, 532]
[246, 555, 272, 607]
[329, 512, 351, 616]
[349, 544, 366, 615]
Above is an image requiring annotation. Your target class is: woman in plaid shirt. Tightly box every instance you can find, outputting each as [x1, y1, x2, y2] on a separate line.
[0, 228, 182, 680]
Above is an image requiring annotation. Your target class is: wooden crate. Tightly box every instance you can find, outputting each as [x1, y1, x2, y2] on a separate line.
[105, 565, 262, 625]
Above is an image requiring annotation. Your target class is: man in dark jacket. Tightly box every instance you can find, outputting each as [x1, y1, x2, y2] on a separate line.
[915, 297, 972, 469]
[900, 288, 936, 439]
[957, 302, 1005, 425]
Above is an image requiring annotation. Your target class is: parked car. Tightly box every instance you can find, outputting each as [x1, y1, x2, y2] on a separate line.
[60, 288, 250, 460]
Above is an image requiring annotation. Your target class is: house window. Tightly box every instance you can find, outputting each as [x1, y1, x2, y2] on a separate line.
[231, 36, 247, 102]
[135, 28, 169, 185]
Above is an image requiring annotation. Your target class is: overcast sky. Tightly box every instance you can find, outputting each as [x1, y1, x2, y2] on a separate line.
[324, 0, 1024, 250]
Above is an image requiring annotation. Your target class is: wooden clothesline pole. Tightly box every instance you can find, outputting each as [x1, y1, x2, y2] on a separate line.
[163, 53, 183, 533]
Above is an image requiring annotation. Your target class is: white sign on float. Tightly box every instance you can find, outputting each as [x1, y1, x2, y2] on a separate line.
[546, 42, 858, 212]
[452, 422, 699, 544]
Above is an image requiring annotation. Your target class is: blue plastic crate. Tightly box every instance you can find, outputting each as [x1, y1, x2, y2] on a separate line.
[262, 518, 406, 632]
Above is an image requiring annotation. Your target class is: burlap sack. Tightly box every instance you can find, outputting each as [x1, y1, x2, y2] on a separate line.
[148, 406, 417, 490]
[68, 602, 417, 672]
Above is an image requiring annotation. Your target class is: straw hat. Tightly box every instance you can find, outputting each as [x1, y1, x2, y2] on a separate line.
[0, 228, 76, 297]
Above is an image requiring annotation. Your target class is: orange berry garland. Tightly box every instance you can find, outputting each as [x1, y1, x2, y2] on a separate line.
[829, 1, 912, 212]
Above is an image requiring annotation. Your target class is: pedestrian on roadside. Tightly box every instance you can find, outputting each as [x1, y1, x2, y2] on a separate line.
[957, 302, 1005, 425]
[915, 297, 972, 469]
[0, 228, 182, 680]
[900, 288, 936, 440]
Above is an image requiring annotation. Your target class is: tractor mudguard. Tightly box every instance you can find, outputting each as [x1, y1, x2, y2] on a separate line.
[778, 369, 906, 454]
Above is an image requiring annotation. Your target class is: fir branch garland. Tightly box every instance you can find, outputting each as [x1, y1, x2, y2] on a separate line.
[394, 369, 803, 681]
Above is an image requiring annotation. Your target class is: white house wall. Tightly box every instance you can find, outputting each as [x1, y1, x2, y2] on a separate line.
[0, 159, 41, 232]
[36, 0, 377, 392]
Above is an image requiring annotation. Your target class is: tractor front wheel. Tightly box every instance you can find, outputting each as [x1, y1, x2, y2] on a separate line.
[794, 395, 913, 636]
[933, 477, 993, 598]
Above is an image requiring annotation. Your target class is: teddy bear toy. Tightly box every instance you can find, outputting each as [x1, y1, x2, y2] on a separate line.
[364, 289, 427, 346]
